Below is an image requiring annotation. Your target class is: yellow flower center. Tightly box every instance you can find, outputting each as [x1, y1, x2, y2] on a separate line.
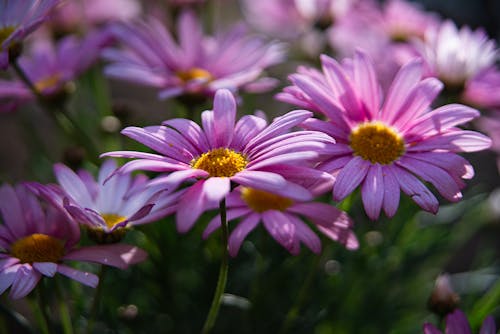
[0, 26, 16, 48]
[101, 213, 127, 229]
[35, 74, 62, 92]
[191, 148, 247, 177]
[176, 68, 213, 83]
[349, 121, 405, 164]
[10, 233, 65, 264]
[241, 187, 294, 213]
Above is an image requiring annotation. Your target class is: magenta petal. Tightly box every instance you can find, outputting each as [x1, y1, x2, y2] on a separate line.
[176, 180, 217, 233]
[64, 245, 131, 269]
[286, 213, 321, 254]
[361, 164, 384, 220]
[203, 177, 230, 203]
[333, 157, 369, 201]
[112, 245, 148, 265]
[262, 210, 298, 255]
[33, 262, 58, 277]
[408, 130, 492, 153]
[57, 264, 98, 288]
[228, 213, 260, 257]
[9, 265, 41, 299]
[480, 316, 496, 334]
[392, 166, 439, 214]
[232, 115, 268, 151]
[0, 264, 19, 295]
[382, 166, 400, 217]
[231, 170, 287, 192]
[352, 50, 380, 119]
[201, 110, 217, 149]
[0, 184, 25, 239]
[445, 310, 472, 334]
[213, 89, 236, 147]
[423, 323, 442, 334]
[54, 163, 93, 207]
[203, 208, 251, 239]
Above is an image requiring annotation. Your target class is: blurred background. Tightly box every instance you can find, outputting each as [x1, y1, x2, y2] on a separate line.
[0, 0, 499, 333]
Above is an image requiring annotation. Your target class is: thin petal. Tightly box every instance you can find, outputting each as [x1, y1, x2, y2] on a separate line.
[382, 166, 400, 217]
[10, 265, 41, 299]
[361, 164, 384, 220]
[392, 166, 439, 214]
[228, 213, 261, 257]
[57, 264, 98, 288]
[262, 211, 298, 255]
[33, 262, 58, 277]
[202, 177, 231, 203]
[333, 157, 370, 201]
[213, 89, 236, 147]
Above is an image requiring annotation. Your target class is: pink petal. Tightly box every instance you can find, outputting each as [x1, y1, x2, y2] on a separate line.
[228, 213, 261, 257]
[361, 164, 384, 220]
[0, 184, 26, 239]
[423, 323, 442, 334]
[397, 157, 462, 202]
[33, 262, 58, 277]
[163, 118, 210, 153]
[57, 264, 98, 288]
[9, 265, 41, 299]
[352, 50, 380, 119]
[231, 170, 287, 192]
[333, 156, 370, 201]
[202, 208, 251, 239]
[382, 58, 422, 122]
[382, 166, 401, 217]
[286, 213, 321, 254]
[480, 316, 496, 334]
[202, 177, 231, 203]
[201, 110, 217, 149]
[0, 264, 19, 295]
[262, 211, 298, 255]
[408, 130, 492, 152]
[176, 181, 216, 233]
[392, 166, 439, 214]
[64, 245, 132, 269]
[231, 115, 268, 151]
[213, 89, 236, 147]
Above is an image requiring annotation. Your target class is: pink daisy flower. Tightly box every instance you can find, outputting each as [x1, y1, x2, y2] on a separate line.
[102, 89, 335, 232]
[203, 186, 359, 256]
[103, 10, 285, 100]
[29, 160, 183, 243]
[0, 31, 111, 111]
[0, 0, 63, 69]
[423, 309, 496, 334]
[277, 51, 492, 220]
[0, 183, 147, 299]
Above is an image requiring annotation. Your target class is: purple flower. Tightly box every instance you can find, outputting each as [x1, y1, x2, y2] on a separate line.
[30, 160, 182, 243]
[103, 11, 285, 100]
[0, 0, 63, 69]
[102, 89, 335, 232]
[0, 31, 112, 111]
[203, 186, 359, 256]
[423, 309, 497, 334]
[278, 51, 491, 220]
[0, 183, 147, 299]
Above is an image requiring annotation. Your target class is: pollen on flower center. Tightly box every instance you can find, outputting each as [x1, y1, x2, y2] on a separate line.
[349, 121, 405, 164]
[241, 187, 293, 213]
[0, 26, 16, 47]
[176, 68, 213, 83]
[191, 148, 247, 177]
[101, 213, 127, 229]
[10, 233, 65, 264]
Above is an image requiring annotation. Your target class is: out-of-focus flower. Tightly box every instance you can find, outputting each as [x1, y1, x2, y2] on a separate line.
[203, 186, 358, 256]
[476, 113, 500, 172]
[0, 183, 147, 299]
[242, 0, 361, 56]
[102, 89, 335, 232]
[49, 0, 141, 33]
[103, 10, 285, 101]
[0, 31, 112, 111]
[423, 309, 497, 334]
[381, 0, 440, 42]
[29, 160, 182, 243]
[401, 20, 500, 109]
[278, 51, 491, 220]
[167, 0, 205, 6]
[0, 0, 63, 69]
[427, 273, 460, 317]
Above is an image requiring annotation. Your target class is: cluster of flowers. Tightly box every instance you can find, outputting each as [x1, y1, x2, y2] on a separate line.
[0, 0, 498, 330]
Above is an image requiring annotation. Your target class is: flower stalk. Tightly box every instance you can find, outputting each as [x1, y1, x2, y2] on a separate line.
[201, 198, 229, 334]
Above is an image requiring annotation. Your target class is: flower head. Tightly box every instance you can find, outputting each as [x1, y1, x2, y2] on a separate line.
[103, 10, 285, 100]
[0, 183, 147, 299]
[203, 186, 359, 256]
[423, 309, 496, 334]
[0, 31, 112, 111]
[0, 0, 63, 69]
[278, 51, 491, 219]
[102, 89, 335, 232]
[414, 20, 499, 90]
[30, 160, 181, 243]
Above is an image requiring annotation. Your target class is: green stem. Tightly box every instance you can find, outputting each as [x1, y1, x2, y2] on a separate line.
[87, 265, 107, 334]
[11, 58, 101, 164]
[278, 253, 322, 334]
[34, 283, 52, 334]
[201, 198, 229, 334]
[56, 279, 74, 334]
